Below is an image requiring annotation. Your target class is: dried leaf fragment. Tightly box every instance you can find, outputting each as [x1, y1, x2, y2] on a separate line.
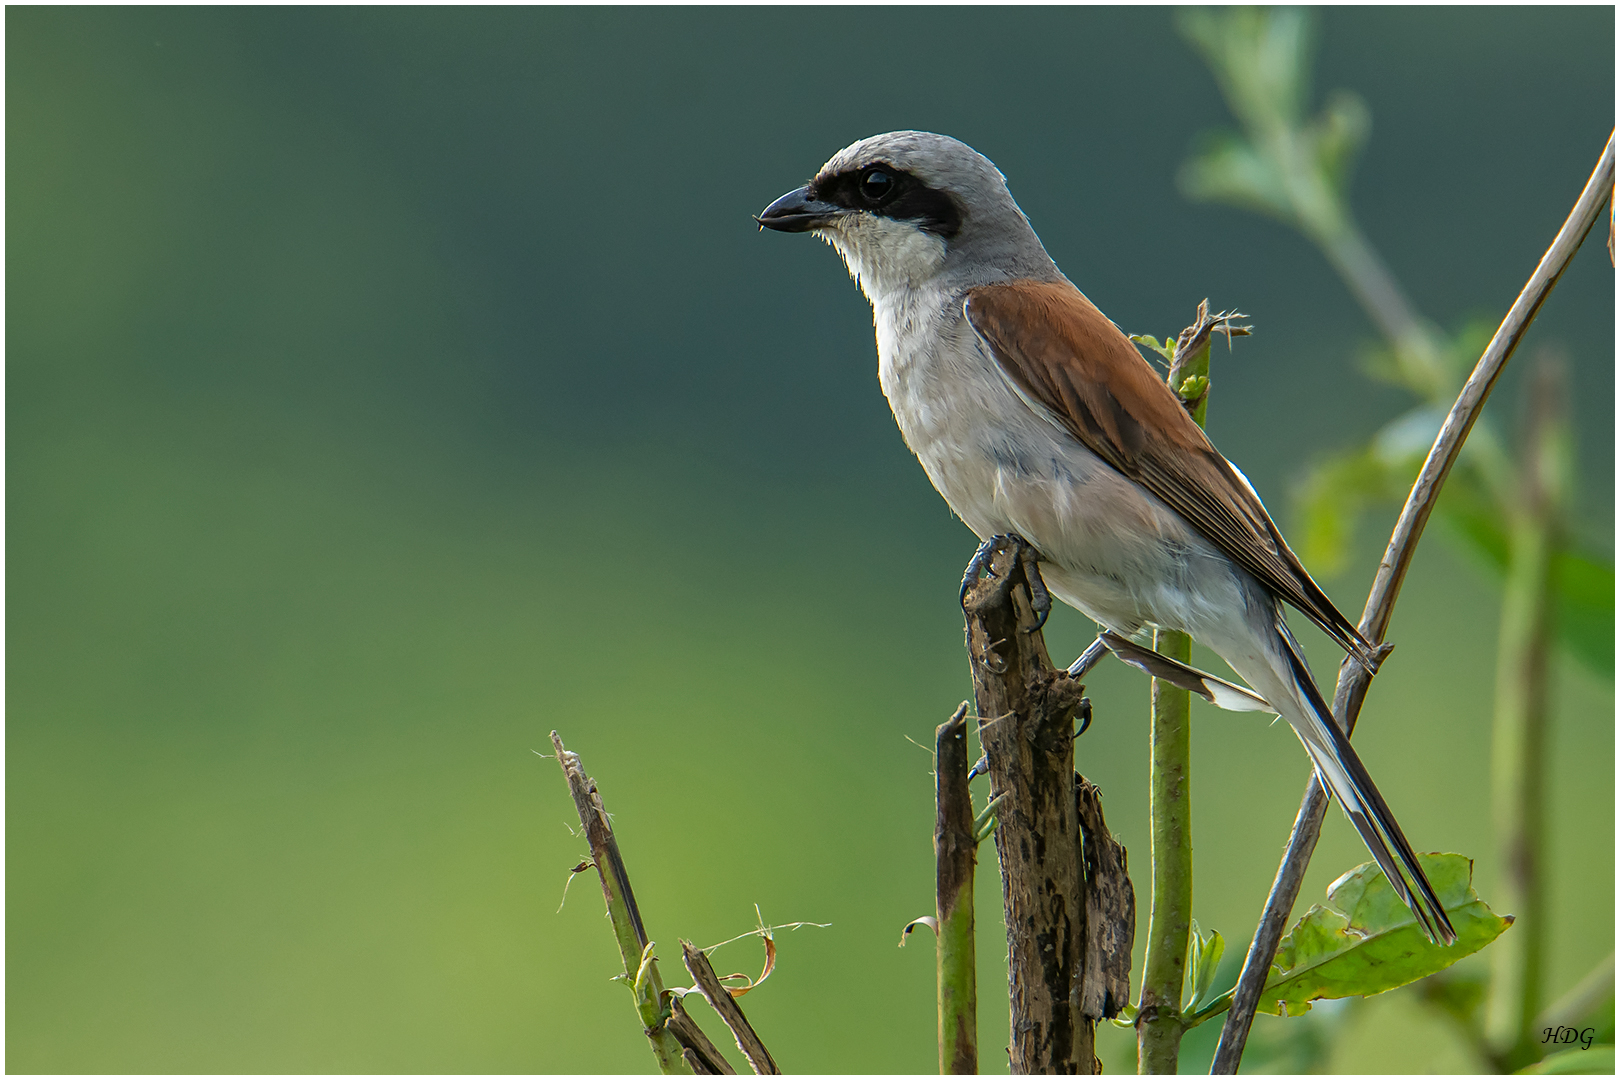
[899, 915, 941, 946]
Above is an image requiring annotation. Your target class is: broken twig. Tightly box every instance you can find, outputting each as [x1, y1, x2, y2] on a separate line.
[681, 941, 781, 1075]
[550, 732, 733, 1075]
[935, 702, 979, 1074]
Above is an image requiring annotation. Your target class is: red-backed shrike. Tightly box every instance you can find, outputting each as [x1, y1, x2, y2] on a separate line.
[758, 130, 1453, 944]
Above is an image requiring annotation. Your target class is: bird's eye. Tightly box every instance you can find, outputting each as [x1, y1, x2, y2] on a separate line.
[859, 169, 894, 203]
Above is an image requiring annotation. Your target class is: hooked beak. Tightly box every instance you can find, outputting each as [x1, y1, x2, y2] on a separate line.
[755, 185, 846, 233]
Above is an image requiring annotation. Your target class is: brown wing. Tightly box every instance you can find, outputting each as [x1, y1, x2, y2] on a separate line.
[964, 279, 1378, 670]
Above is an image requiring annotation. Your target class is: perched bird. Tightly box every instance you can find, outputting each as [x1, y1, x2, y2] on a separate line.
[757, 130, 1455, 944]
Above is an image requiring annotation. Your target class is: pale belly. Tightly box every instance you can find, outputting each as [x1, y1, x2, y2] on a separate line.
[877, 316, 1249, 639]
[926, 425, 1240, 632]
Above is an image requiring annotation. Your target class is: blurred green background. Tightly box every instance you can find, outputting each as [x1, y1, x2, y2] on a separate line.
[7, 7, 1612, 1073]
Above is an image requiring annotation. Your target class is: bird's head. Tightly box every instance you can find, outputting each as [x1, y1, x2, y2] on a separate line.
[757, 130, 1056, 303]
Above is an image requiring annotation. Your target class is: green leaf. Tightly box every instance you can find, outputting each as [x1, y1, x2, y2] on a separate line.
[1292, 446, 1402, 575]
[1129, 333, 1177, 363]
[1356, 316, 1497, 408]
[1177, 130, 1293, 222]
[1292, 421, 1615, 677]
[1184, 920, 1226, 1013]
[1371, 404, 1448, 468]
[1519, 1046, 1616, 1074]
[1552, 549, 1616, 677]
[1176, 7, 1313, 131]
[1175, 7, 1363, 236]
[1305, 89, 1370, 197]
[1435, 498, 1615, 678]
[1256, 853, 1512, 1017]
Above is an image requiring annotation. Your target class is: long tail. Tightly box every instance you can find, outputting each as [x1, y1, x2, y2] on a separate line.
[1273, 618, 1456, 945]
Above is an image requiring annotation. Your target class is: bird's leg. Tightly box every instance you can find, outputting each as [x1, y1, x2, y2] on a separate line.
[961, 536, 1005, 784]
[1066, 634, 1110, 679]
[1060, 641, 1106, 743]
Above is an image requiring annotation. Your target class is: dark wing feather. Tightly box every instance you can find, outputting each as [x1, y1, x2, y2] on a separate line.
[963, 280, 1379, 671]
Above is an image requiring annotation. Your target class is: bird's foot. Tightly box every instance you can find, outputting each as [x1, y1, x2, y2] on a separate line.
[958, 536, 1003, 609]
[959, 533, 1051, 631]
[1017, 541, 1052, 631]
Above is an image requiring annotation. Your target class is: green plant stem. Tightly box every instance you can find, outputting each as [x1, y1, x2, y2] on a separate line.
[1312, 218, 1446, 377]
[1138, 626, 1194, 1073]
[1138, 323, 1215, 1073]
[1485, 356, 1569, 1069]
[934, 705, 979, 1074]
[621, 929, 687, 1073]
[1187, 989, 1235, 1030]
[592, 833, 688, 1073]
[1166, 314, 1214, 430]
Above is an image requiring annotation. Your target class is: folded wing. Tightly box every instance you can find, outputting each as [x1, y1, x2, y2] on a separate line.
[963, 280, 1380, 672]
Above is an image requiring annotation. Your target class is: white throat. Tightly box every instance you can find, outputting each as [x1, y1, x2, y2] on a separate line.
[818, 214, 947, 307]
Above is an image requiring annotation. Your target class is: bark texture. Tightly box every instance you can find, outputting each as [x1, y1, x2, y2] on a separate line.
[935, 704, 979, 1074]
[1077, 776, 1135, 1022]
[963, 536, 1095, 1074]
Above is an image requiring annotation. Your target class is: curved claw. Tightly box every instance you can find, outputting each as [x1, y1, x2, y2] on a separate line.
[1074, 698, 1093, 739]
[1014, 539, 1051, 631]
[959, 536, 1002, 610]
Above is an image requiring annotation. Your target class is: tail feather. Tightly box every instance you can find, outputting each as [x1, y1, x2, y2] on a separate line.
[1100, 631, 1273, 713]
[1275, 620, 1457, 945]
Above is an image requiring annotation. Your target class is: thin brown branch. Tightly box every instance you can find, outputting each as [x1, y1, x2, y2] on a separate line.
[680, 942, 781, 1075]
[1210, 129, 1615, 1074]
[667, 1011, 737, 1076]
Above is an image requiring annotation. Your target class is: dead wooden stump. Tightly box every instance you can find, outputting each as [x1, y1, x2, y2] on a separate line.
[962, 535, 1105, 1074]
